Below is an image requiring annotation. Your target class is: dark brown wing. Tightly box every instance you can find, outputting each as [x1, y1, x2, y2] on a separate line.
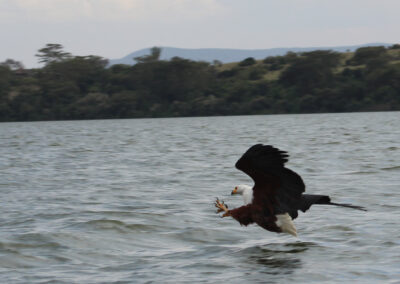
[235, 144, 289, 180]
[235, 144, 305, 219]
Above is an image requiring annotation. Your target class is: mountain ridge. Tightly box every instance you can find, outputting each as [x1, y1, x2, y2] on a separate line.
[109, 43, 392, 65]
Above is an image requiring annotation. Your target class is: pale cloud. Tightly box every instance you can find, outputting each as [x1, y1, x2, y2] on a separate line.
[0, 0, 223, 22]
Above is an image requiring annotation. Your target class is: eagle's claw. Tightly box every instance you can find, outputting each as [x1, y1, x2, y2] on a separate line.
[215, 198, 229, 215]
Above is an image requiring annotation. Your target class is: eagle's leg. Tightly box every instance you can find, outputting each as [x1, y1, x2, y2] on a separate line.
[215, 198, 231, 217]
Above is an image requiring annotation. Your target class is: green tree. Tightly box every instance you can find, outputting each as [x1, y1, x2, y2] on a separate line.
[0, 59, 24, 71]
[39, 55, 108, 96]
[347, 46, 388, 66]
[239, 57, 256, 67]
[279, 50, 341, 92]
[36, 43, 72, 65]
[0, 66, 12, 120]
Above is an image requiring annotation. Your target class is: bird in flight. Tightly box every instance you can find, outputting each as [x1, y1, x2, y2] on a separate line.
[215, 144, 365, 236]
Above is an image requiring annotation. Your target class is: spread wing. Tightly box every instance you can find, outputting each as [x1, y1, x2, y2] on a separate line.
[235, 144, 305, 219]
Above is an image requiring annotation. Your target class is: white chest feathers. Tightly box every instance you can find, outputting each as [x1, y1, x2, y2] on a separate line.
[242, 187, 253, 205]
[275, 213, 297, 236]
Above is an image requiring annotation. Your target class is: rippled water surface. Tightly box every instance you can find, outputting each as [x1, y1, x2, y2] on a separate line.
[1, 112, 400, 283]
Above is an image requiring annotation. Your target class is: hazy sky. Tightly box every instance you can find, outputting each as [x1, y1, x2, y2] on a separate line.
[1, 0, 399, 67]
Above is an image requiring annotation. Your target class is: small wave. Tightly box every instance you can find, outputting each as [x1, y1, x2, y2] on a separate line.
[0, 251, 49, 269]
[284, 241, 319, 248]
[75, 219, 164, 233]
[69, 148, 94, 153]
[172, 227, 218, 244]
[379, 204, 399, 209]
[321, 225, 354, 232]
[323, 141, 341, 145]
[385, 146, 398, 151]
[0, 238, 66, 269]
[14, 233, 63, 245]
[381, 166, 400, 171]
[379, 240, 399, 246]
[0, 240, 62, 250]
[343, 171, 377, 175]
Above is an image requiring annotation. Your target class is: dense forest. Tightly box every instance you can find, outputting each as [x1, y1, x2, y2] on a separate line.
[1, 44, 399, 122]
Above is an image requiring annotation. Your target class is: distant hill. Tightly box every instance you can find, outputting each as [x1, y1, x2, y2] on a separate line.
[109, 43, 392, 66]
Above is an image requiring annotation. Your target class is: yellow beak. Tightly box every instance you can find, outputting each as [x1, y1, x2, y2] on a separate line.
[231, 188, 238, 195]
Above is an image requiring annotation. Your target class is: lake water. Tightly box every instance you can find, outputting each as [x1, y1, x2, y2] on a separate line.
[1, 112, 400, 283]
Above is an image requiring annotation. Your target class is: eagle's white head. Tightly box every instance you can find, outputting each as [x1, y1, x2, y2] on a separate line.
[231, 184, 253, 205]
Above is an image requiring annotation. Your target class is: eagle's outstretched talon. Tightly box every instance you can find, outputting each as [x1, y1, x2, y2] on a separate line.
[215, 198, 230, 216]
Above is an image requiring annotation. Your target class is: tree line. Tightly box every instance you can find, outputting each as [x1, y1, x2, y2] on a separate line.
[0, 44, 399, 121]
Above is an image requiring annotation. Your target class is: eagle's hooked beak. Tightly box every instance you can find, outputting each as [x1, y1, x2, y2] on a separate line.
[231, 187, 238, 195]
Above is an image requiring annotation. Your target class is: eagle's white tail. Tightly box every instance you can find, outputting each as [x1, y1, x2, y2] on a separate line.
[276, 213, 297, 236]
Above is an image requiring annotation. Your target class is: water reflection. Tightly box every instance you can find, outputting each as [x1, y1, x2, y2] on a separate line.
[239, 242, 317, 275]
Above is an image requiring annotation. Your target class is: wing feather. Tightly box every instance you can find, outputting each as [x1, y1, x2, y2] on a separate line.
[235, 144, 306, 219]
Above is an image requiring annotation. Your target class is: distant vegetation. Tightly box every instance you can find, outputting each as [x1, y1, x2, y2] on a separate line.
[1, 44, 399, 121]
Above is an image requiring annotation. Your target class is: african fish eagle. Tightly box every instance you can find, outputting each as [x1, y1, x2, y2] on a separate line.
[215, 144, 365, 236]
